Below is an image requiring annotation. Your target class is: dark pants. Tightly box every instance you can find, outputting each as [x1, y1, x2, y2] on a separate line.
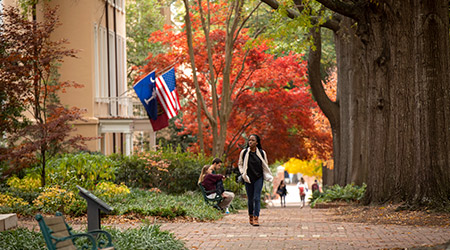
[280, 195, 286, 206]
[245, 177, 263, 217]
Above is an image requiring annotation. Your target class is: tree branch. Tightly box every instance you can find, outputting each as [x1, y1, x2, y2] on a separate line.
[307, 27, 339, 128]
[198, 0, 219, 121]
[234, 2, 262, 43]
[224, 116, 258, 158]
[261, 0, 341, 32]
[314, 0, 359, 20]
[183, 0, 216, 126]
[260, 0, 300, 19]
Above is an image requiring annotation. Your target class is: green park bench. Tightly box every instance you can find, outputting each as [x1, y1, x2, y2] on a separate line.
[198, 183, 224, 210]
[35, 212, 114, 250]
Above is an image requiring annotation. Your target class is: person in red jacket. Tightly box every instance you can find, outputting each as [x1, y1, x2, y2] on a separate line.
[198, 165, 234, 212]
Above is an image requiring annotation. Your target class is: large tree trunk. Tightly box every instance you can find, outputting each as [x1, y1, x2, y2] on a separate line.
[310, 16, 367, 187]
[308, 28, 340, 187]
[359, 1, 450, 206]
[266, 0, 450, 206]
[334, 16, 367, 186]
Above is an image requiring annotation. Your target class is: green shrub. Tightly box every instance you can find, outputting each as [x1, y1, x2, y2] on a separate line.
[110, 153, 164, 189]
[32, 186, 76, 214]
[93, 181, 130, 203]
[0, 193, 33, 215]
[109, 225, 187, 250]
[46, 152, 116, 192]
[7, 175, 41, 191]
[114, 146, 212, 194]
[0, 225, 186, 250]
[113, 188, 223, 221]
[64, 197, 87, 217]
[310, 183, 367, 207]
[158, 146, 212, 194]
[3, 175, 41, 204]
[0, 228, 46, 250]
[223, 173, 245, 195]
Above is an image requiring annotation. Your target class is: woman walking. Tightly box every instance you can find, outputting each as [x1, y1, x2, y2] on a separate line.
[277, 180, 287, 207]
[297, 177, 308, 208]
[238, 134, 273, 226]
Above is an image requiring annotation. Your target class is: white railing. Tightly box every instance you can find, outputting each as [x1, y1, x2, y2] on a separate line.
[95, 96, 149, 119]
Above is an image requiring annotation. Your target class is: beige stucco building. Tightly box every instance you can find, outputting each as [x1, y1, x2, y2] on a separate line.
[2, 0, 157, 155]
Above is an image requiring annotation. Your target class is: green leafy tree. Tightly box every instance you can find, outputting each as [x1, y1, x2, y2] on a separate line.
[126, 0, 165, 85]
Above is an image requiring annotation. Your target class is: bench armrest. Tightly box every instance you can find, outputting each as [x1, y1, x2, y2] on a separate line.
[87, 230, 114, 248]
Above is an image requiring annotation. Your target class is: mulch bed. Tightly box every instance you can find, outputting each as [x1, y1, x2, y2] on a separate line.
[329, 203, 450, 228]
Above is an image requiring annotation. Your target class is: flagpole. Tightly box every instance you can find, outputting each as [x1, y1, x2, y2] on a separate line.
[156, 62, 177, 77]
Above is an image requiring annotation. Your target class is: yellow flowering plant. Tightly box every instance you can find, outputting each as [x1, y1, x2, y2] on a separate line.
[0, 193, 29, 207]
[7, 175, 41, 191]
[32, 186, 75, 214]
[95, 181, 130, 201]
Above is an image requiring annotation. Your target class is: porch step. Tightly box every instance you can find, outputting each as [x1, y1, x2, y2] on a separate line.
[0, 213, 18, 231]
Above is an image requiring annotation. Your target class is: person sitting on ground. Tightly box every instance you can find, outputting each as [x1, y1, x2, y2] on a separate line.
[198, 165, 235, 213]
[277, 180, 287, 207]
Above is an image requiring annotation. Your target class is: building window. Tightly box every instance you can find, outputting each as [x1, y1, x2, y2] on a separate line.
[95, 25, 109, 99]
[117, 35, 126, 99]
[94, 24, 126, 109]
[108, 30, 117, 99]
[107, 0, 124, 12]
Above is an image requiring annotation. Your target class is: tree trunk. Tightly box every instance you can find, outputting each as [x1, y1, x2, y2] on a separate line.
[183, 0, 205, 153]
[334, 16, 367, 186]
[268, 0, 450, 206]
[308, 28, 340, 186]
[359, 1, 450, 206]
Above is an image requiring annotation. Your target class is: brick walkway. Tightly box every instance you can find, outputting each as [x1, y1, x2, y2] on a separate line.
[160, 205, 450, 250]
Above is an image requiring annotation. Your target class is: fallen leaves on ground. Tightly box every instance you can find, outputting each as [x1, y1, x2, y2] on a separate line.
[331, 204, 450, 227]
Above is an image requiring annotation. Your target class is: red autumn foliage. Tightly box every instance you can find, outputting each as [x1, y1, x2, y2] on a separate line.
[139, 1, 332, 163]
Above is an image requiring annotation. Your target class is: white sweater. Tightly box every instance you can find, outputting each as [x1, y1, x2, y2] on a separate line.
[238, 147, 273, 184]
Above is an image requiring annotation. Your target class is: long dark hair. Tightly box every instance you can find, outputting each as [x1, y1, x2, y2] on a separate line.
[247, 134, 262, 150]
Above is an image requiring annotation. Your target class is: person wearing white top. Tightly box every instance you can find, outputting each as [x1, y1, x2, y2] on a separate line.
[297, 177, 308, 208]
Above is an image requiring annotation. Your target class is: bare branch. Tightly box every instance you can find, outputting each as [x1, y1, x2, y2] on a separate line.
[225, 116, 258, 156]
[183, 0, 216, 125]
[198, 0, 219, 120]
[233, 2, 262, 43]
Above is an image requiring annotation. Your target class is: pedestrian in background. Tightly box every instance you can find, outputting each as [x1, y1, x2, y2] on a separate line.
[276, 180, 287, 207]
[311, 179, 320, 193]
[238, 134, 273, 226]
[297, 177, 308, 208]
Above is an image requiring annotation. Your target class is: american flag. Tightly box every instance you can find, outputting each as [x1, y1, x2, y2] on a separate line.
[155, 68, 181, 119]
